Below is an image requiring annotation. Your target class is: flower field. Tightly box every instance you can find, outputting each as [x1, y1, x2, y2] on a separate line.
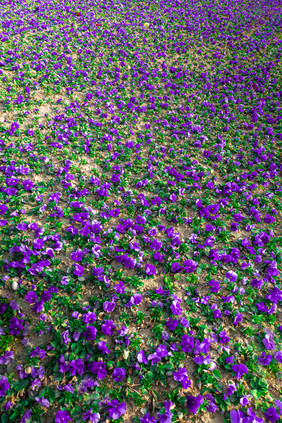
[0, 0, 282, 421]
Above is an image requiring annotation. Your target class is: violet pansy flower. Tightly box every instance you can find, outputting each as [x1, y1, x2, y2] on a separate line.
[186, 394, 203, 414]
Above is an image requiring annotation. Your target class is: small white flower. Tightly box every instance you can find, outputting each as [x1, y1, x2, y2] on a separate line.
[12, 281, 19, 291]
[123, 350, 130, 360]
[209, 361, 217, 370]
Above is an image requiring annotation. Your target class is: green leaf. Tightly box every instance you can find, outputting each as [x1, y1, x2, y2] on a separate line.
[165, 363, 174, 370]
[213, 369, 222, 380]
[84, 393, 100, 406]
[107, 361, 114, 368]
[14, 378, 29, 392]
[251, 389, 260, 399]
[1, 414, 9, 423]
[70, 405, 82, 418]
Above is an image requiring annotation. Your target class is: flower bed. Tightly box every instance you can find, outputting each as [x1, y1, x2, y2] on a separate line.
[0, 0, 281, 422]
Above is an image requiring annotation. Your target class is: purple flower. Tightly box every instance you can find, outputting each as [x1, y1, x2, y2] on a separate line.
[274, 351, 282, 363]
[86, 93, 93, 101]
[233, 213, 244, 222]
[145, 263, 156, 276]
[233, 313, 243, 326]
[16, 223, 27, 231]
[226, 356, 234, 365]
[170, 298, 183, 315]
[82, 408, 100, 423]
[64, 384, 74, 393]
[9, 317, 23, 335]
[205, 394, 217, 412]
[264, 214, 275, 224]
[231, 222, 239, 231]
[77, 376, 96, 394]
[92, 244, 101, 258]
[62, 330, 71, 345]
[155, 344, 168, 358]
[206, 181, 214, 189]
[183, 259, 198, 273]
[125, 293, 143, 307]
[208, 279, 221, 293]
[258, 352, 272, 366]
[14, 300, 24, 314]
[35, 396, 50, 408]
[180, 317, 189, 328]
[111, 174, 120, 183]
[205, 224, 214, 232]
[227, 382, 236, 396]
[90, 176, 100, 185]
[83, 326, 97, 341]
[114, 281, 125, 294]
[230, 410, 245, 423]
[73, 264, 84, 277]
[103, 300, 116, 312]
[213, 308, 222, 319]
[118, 326, 128, 337]
[0, 375, 10, 396]
[157, 410, 173, 423]
[137, 350, 148, 364]
[171, 262, 183, 273]
[166, 317, 178, 331]
[107, 399, 126, 420]
[194, 355, 211, 365]
[101, 319, 116, 336]
[239, 395, 252, 406]
[186, 395, 204, 414]
[88, 361, 107, 380]
[251, 278, 264, 289]
[30, 379, 42, 393]
[266, 288, 282, 304]
[181, 335, 195, 353]
[140, 413, 157, 423]
[173, 367, 191, 389]
[113, 367, 126, 382]
[262, 333, 276, 350]
[69, 359, 85, 377]
[55, 410, 72, 423]
[226, 270, 237, 282]
[70, 250, 83, 262]
[20, 409, 32, 423]
[246, 407, 263, 423]
[82, 312, 97, 324]
[264, 407, 280, 423]
[203, 150, 212, 158]
[4, 400, 12, 410]
[148, 351, 161, 365]
[150, 239, 162, 251]
[0, 204, 8, 215]
[0, 350, 14, 365]
[0, 303, 7, 314]
[275, 400, 282, 415]
[232, 363, 248, 379]
[98, 341, 110, 354]
[22, 179, 34, 191]
[30, 347, 46, 360]
[157, 401, 173, 423]
[218, 331, 230, 344]
[162, 331, 169, 341]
